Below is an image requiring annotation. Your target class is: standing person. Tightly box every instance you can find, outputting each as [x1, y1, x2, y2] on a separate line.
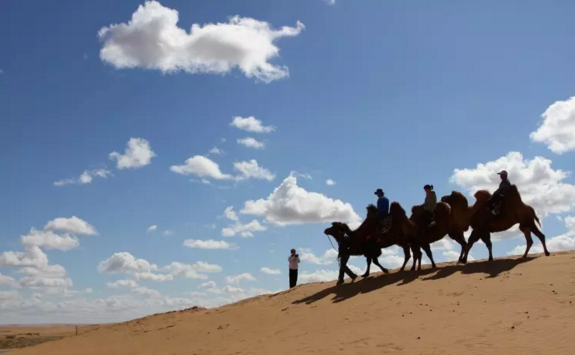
[337, 232, 358, 285]
[288, 249, 300, 288]
[423, 184, 437, 225]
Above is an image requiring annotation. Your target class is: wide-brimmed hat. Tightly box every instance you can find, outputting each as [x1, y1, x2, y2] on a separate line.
[374, 188, 384, 195]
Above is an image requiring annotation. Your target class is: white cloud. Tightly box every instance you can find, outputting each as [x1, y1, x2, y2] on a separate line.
[451, 152, 575, 217]
[44, 216, 97, 235]
[98, 252, 171, 282]
[54, 169, 112, 187]
[224, 285, 244, 293]
[326, 179, 336, 186]
[530, 96, 575, 154]
[170, 155, 235, 180]
[162, 230, 174, 237]
[221, 219, 267, 238]
[162, 261, 222, 280]
[0, 291, 19, 301]
[225, 272, 256, 285]
[260, 267, 281, 275]
[325, 0, 336, 5]
[109, 138, 156, 169]
[209, 147, 222, 155]
[230, 116, 275, 133]
[132, 286, 162, 298]
[147, 225, 157, 233]
[300, 248, 338, 265]
[18, 264, 67, 279]
[508, 216, 575, 256]
[171, 156, 274, 182]
[238, 137, 265, 150]
[241, 174, 361, 226]
[198, 281, 221, 293]
[98, 1, 304, 83]
[183, 239, 237, 250]
[135, 272, 173, 282]
[19, 277, 73, 289]
[233, 160, 275, 181]
[20, 229, 79, 251]
[0, 273, 19, 288]
[224, 206, 239, 221]
[0, 246, 49, 269]
[107, 279, 139, 288]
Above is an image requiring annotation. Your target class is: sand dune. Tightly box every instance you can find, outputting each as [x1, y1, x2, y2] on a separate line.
[14, 252, 575, 355]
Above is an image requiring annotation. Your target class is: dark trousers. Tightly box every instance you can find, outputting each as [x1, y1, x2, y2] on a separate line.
[289, 269, 298, 288]
[338, 254, 357, 282]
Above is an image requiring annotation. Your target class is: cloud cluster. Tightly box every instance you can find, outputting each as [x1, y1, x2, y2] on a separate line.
[170, 156, 274, 182]
[54, 169, 112, 187]
[230, 117, 275, 133]
[98, 252, 223, 283]
[238, 137, 265, 150]
[0, 217, 97, 293]
[225, 272, 256, 285]
[241, 174, 361, 226]
[530, 96, 575, 154]
[109, 138, 156, 169]
[183, 239, 237, 250]
[98, 1, 304, 83]
[451, 152, 575, 217]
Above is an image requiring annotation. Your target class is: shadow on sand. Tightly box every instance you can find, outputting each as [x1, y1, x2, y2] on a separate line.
[292, 256, 537, 305]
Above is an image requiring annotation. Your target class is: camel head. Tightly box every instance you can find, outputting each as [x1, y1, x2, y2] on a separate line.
[440, 191, 469, 209]
[324, 222, 350, 243]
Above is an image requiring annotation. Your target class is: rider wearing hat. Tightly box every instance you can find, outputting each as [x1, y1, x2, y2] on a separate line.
[487, 170, 511, 214]
[374, 188, 389, 219]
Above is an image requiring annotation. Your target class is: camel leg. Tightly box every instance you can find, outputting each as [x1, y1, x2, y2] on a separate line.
[480, 232, 493, 261]
[372, 256, 389, 274]
[463, 231, 481, 264]
[519, 225, 534, 258]
[411, 244, 422, 271]
[530, 223, 550, 256]
[449, 232, 467, 264]
[421, 243, 437, 269]
[362, 256, 372, 278]
[400, 245, 411, 271]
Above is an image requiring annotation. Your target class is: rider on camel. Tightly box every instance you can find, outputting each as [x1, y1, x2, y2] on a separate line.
[487, 170, 511, 215]
[374, 188, 389, 229]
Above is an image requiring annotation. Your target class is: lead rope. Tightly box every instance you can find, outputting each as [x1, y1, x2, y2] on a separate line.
[325, 234, 341, 267]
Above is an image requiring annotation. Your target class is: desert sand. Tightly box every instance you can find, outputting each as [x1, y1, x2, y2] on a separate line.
[10, 251, 575, 355]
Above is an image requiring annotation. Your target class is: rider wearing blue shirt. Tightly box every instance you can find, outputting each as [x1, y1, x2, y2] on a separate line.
[374, 189, 389, 217]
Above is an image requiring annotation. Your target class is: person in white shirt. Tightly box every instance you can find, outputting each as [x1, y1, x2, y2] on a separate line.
[288, 249, 300, 288]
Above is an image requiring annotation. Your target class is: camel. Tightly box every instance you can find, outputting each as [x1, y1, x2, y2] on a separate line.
[409, 202, 453, 268]
[375, 202, 424, 271]
[441, 187, 550, 263]
[464, 186, 550, 261]
[323, 205, 389, 278]
[323, 203, 421, 277]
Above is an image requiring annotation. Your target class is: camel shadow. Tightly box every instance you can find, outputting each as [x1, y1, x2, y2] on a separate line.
[293, 256, 537, 305]
[422, 256, 536, 282]
[293, 268, 436, 305]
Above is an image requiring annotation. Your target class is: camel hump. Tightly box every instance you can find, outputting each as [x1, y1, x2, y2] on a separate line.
[390, 201, 406, 217]
[435, 201, 451, 216]
[474, 190, 491, 201]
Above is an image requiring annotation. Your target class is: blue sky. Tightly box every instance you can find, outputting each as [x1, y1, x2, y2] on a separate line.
[1, 0, 575, 323]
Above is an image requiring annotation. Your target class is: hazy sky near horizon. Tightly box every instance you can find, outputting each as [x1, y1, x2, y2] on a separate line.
[1, 0, 575, 323]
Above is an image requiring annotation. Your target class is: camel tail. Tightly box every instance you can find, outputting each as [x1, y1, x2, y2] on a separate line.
[533, 209, 542, 227]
